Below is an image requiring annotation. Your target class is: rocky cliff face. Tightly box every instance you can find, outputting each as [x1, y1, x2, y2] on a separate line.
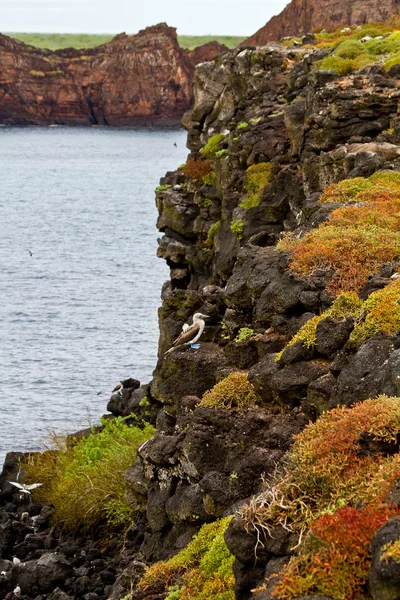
[0, 25, 226, 126]
[4, 27, 400, 600]
[245, 0, 400, 45]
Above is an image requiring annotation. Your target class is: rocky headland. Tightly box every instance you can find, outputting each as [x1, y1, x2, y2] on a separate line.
[0, 24, 226, 126]
[5, 20, 400, 600]
[245, 0, 400, 46]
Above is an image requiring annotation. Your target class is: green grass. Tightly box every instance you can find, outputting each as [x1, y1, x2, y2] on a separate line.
[178, 35, 245, 50]
[6, 32, 245, 51]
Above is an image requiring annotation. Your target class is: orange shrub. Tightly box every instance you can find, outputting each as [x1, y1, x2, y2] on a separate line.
[279, 224, 400, 294]
[182, 157, 213, 181]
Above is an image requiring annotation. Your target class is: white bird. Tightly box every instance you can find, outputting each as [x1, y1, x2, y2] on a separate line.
[13, 584, 21, 596]
[165, 313, 209, 354]
[9, 482, 42, 495]
[12, 557, 21, 565]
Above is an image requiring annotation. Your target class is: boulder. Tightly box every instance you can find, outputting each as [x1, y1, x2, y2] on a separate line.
[370, 518, 400, 600]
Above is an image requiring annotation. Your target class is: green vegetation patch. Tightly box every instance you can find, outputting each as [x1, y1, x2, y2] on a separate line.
[234, 327, 256, 342]
[25, 416, 155, 531]
[156, 184, 172, 192]
[240, 163, 273, 209]
[29, 70, 46, 77]
[239, 396, 400, 599]
[312, 22, 400, 75]
[138, 517, 235, 600]
[230, 220, 244, 240]
[200, 372, 259, 411]
[201, 133, 225, 158]
[204, 220, 221, 250]
[9, 32, 244, 52]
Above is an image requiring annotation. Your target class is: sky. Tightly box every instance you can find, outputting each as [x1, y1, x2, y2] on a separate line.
[3, 0, 290, 36]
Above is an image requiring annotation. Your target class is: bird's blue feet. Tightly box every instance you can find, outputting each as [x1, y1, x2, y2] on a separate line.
[190, 343, 200, 349]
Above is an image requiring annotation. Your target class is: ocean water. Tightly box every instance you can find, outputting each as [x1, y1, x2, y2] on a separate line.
[0, 126, 187, 466]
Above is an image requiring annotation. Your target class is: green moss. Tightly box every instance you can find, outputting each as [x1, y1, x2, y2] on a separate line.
[230, 220, 244, 240]
[156, 184, 172, 192]
[29, 70, 46, 77]
[234, 327, 255, 342]
[215, 149, 229, 158]
[47, 69, 64, 76]
[249, 116, 262, 126]
[201, 133, 225, 158]
[237, 122, 249, 130]
[201, 198, 213, 208]
[204, 220, 221, 249]
[240, 162, 273, 209]
[202, 170, 217, 186]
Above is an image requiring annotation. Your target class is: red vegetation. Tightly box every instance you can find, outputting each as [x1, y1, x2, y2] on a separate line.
[182, 157, 213, 180]
[275, 504, 400, 599]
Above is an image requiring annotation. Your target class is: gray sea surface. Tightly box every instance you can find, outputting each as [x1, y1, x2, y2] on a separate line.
[0, 126, 187, 466]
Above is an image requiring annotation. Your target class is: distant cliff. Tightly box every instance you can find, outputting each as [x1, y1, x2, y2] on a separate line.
[245, 0, 400, 45]
[0, 24, 227, 126]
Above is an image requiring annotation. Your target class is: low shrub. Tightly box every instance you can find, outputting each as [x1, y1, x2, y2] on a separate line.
[200, 372, 259, 411]
[239, 395, 400, 544]
[25, 416, 155, 531]
[200, 133, 225, 158]
[279, 224, 400, 294]
[319, 177, 372, 203]
[279, 173, 400, 294]
[335, 39, 365, 59]
[275, 292, 363, 360]
[182, 158, 213, 181]
[139, 517, 235, 600]
[316, 55, 373, 75]
[274, 503, 400, 600]
[240, 163, 273, 209]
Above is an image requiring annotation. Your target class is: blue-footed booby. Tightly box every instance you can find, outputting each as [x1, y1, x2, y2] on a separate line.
[165, 313, 209, 354]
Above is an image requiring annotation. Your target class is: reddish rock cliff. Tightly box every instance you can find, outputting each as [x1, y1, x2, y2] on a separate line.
[245, 0, 400, 45]
[0, 24, 226, 126]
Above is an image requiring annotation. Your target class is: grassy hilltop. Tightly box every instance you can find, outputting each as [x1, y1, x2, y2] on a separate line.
[5, 32, 245, 50]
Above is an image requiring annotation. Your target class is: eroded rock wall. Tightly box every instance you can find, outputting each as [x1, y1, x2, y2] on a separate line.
[0, 25, 226, 126]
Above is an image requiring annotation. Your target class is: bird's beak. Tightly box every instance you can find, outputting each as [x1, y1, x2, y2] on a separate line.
[203, 315, 209, 319]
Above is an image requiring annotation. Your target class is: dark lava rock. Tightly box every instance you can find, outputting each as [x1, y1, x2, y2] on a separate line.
[268, 359, 331, 406]
[252, 557, 290, 600]
[279, 340, 315, 365]
[330, 336, 395, 408]
[370, 517, 400, 600]
[315, 317, 354, 357]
